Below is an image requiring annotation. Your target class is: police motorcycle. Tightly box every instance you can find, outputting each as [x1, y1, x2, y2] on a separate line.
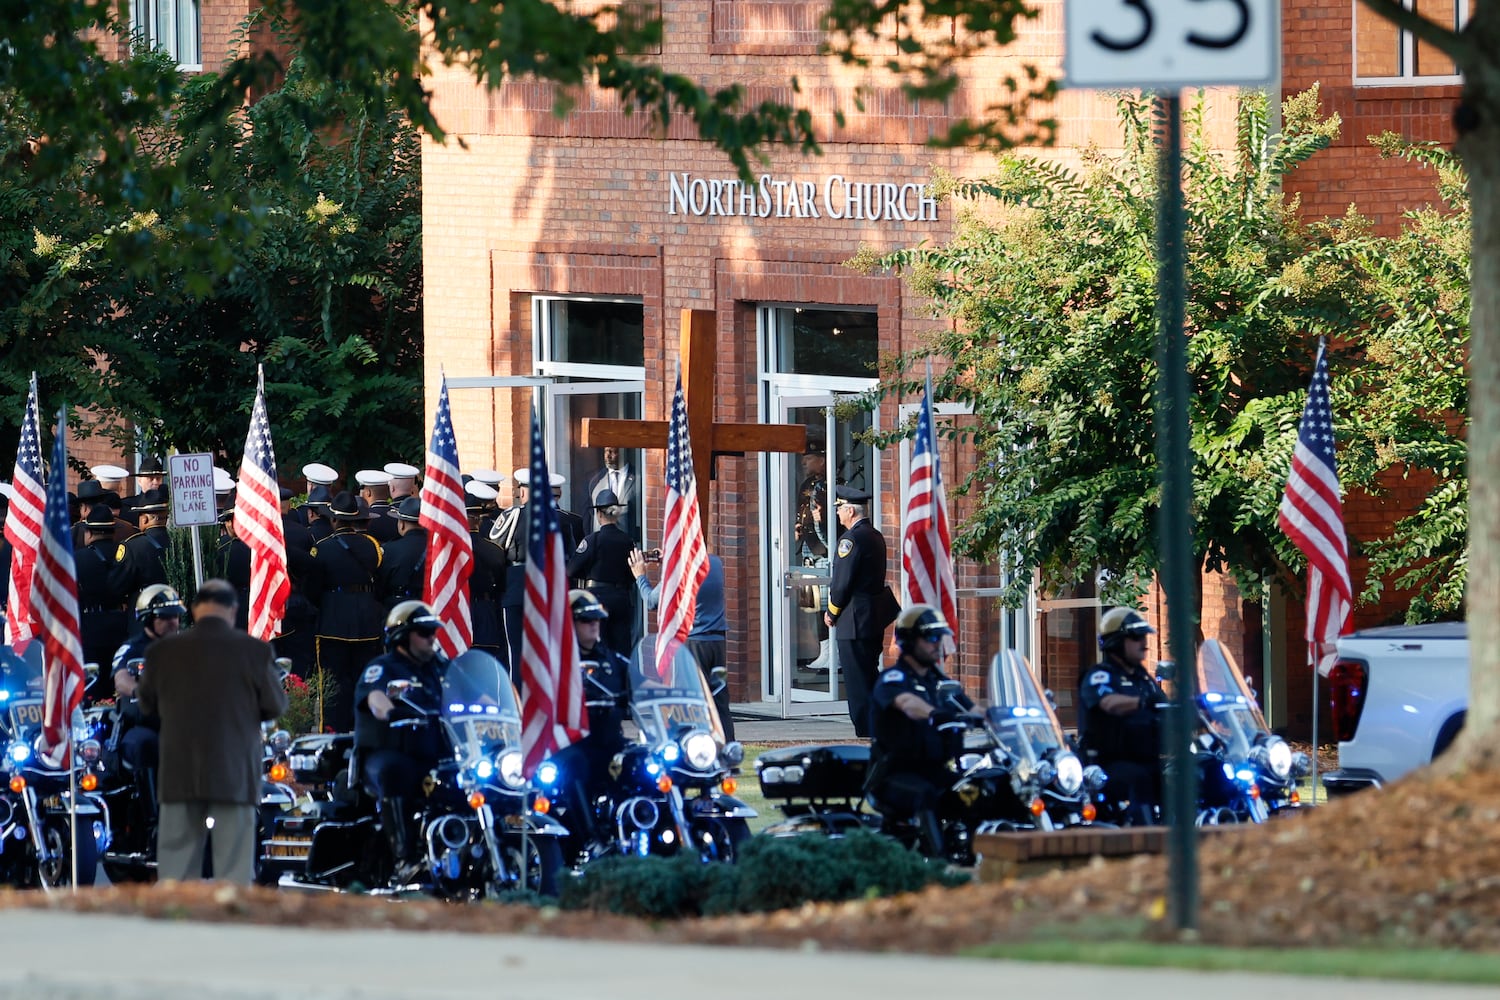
[582, 634, 753, 862]
[0, 645, 108, 888]
[1179, 639, 1310, 823]
[282, 649, 564, 897]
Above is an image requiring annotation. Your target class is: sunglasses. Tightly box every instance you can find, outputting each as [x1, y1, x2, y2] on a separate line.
[411, 625, 439, 639]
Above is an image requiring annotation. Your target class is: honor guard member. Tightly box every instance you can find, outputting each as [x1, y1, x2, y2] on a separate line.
[311, 492, 386, 732]
[212, 466, 236, 514]
[467, 470, 506, 536]
[297, 463, 341, 528]
[867, 605, 974, 859]
[121, 456, 165, 526]
[489, 469, 535, 674]
[358, 469, 399, 543]
[91, 463, 130, 514]
[214, 508, 253, 629]
[303, 484, 335, 543]
[1078, 607, 1164, 826]
[77, 504, 129, 696]
[109, 487, 171, 609]
[465, 482, 508, 664]
[355, 601, 448, 884]
[824, 485, 889, 737]
[108, 585, 186, 805]
[566, 490, 638, 656]
[551, 476, 587, 555]
[376, 496, 427, 609]
[384, 462, 419, 505]
[281, 486, 315, 554]
[73, 480, 132, 548]
[551, 590, 631, 854]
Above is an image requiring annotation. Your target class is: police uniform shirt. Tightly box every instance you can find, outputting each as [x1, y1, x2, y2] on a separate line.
[871, 661, 972, 767]
[578, 641, 631, 755]
[353, 649, 447, 758]
[111, 633, 159, 730]
[310, 529, 385, 639]
[108, 525, 171, 605]
[827, 517, 887, 638]
[566, 523, 635, 587]
[282, 514, 316, 554]
[76, 537, 122, 612]
[1078, 659, 1162, 763]
[376, 528, 427, 607]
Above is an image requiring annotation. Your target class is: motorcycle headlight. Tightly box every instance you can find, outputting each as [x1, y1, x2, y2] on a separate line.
[497, 750, 525, 789]
[1254, 737, 1293, 780]
[1053, 752, 1084, 795]
[1033, 759, 1056, 788]
[1290, 751, 1311, 779]
[535, 759, 560, 788]
[8, 742, 31, 765]
[473, 758, 495, 781]
[682, 731, 718, 771]
[1082, 764, 1108, 792]
[79, 740, 102, 765]
[270, 729, 292, 754]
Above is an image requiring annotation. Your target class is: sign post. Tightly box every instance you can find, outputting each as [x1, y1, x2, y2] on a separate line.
[169, 452, 217, 591]
[1063, 0, 1279, 935]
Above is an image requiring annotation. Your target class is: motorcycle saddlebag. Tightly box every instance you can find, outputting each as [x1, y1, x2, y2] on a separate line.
[756, 743, 869, 801]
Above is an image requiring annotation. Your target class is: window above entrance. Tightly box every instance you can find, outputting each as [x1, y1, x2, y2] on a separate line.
[764, 306, 877, 378]
[1355, 0, 1467, 85]
[537, 297, 645, 372]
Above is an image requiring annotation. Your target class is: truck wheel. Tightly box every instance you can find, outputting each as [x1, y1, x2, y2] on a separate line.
[1433, 711, 1467, 760]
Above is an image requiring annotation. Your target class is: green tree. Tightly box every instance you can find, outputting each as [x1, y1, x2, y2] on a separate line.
[16, 37, 424, 472]
[869, 90, 1364, 610]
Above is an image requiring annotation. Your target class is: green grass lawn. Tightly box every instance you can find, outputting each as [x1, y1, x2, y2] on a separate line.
[736, 743, 777, 834]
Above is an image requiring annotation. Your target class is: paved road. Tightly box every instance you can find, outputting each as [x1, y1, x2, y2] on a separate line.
[0, 911, 1490, 999]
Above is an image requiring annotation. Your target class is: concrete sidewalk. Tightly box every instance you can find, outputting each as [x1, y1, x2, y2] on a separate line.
[0, 911, 1489, 999]
[730, 705, 858, 744]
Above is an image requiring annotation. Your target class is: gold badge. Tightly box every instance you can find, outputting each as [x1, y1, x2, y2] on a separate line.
[421, 773, 437, 797]
[837, 538, 853, 558]
[957, 783, 981, 807]
[114, 544, 126, 562]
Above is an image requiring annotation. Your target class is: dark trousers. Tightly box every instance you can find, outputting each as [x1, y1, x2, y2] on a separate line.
[316, 637, 382, 733]
[591, 583, 636, 655]
[688, 636, 734, 743]
[873, 766, 953, 856]
[837, 636, 883, 738]
[1101, 758, 1162, 826]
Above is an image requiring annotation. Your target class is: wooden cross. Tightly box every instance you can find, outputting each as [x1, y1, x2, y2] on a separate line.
[581, 309, 807, 533]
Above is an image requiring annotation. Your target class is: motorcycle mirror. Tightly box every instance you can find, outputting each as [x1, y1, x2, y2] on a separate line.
[935, 679, 964, 705]
[1043, 687, 1058, 710]
[83, 661, 99, 680]
[274, 657, 293, 682]
[1154, 660, 1176, 682]
[709, 666, 729, 695]
[386, 679, 416, 699]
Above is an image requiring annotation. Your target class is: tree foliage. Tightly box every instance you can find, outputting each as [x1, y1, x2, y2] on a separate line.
[872, 89, 1468, 620]
[6, 21, 424, 473]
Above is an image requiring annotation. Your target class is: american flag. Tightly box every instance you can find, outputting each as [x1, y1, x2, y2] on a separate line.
[901, 369, 958, 653]
[420, 376, 473, 658]
[518, 407, 586, 774]
[655, 364, 709, 679]
[4, 374, 43, 652]
[35, 407, 84, 768]
[1277, 340, 1351, 676]
[234, 367, 290, 641]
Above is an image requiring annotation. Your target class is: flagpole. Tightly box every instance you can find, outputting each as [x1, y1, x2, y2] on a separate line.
[68, 727, 78, 890]
[1309, 640, 1320, 806]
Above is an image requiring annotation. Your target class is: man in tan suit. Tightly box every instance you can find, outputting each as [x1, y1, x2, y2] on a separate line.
[139, 579, 288, 883]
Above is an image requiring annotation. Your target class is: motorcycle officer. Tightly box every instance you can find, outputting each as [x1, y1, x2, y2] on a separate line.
[1077, 606, 1164, 826]
[867, 604, 974, 859]
[550, 589, 630, 857]
[108, 585, 186, 799]
[354, 601, 449, 884]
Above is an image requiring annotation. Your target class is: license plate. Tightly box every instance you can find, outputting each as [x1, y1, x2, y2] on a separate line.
[9, 701, 44, 730]
[289, 754, 319, 772]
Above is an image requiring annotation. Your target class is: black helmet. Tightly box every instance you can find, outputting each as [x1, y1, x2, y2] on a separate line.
[569, 589, 608, 621]
[135, 585, 186, 625]
[1099, 607, 1155, 653]
[384, 600, 442, 651]
[893, 604, 952, 647]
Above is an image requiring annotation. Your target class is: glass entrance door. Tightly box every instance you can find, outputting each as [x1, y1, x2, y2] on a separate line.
[765, 391, 876, 714]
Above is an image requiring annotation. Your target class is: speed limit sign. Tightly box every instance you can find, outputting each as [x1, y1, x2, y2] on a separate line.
[1065, 0, 1279, 90]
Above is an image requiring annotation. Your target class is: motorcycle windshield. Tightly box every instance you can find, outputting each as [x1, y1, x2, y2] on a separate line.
[985, 650, 1066, 762]
[443, 649, 522, 755]
[627, 634, 725, 745]
[1195, 639, 1268, 760]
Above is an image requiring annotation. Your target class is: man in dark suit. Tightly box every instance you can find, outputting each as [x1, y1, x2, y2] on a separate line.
[138, 579, 287, 884]
[586, 447, 637, 534]
[824, 486, 890, 737]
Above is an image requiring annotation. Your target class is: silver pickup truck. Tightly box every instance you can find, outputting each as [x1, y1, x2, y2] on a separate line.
[1322, 621, 1467, 795]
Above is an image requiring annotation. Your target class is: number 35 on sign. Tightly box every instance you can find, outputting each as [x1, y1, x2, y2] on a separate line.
[1065, 0, 1278, 91]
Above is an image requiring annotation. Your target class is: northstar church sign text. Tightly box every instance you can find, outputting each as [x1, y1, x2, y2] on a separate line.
[667, 173, 939, 223]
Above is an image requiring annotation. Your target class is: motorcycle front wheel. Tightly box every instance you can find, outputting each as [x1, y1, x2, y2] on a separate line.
[693, 816, 751, 863]
[39, 816, 98, 888]
[502, 833, 564, 897]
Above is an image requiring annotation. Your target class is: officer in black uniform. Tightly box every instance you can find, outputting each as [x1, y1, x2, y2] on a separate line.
[109, 487, 171, 609]
[121, 456, 165, 527]
[311, 492, 385, 732]
[867, 604, 974, 859]
[77, 504, 128, 697]
[280, 486, 316, 554]
[550, 590, 630, 856]
[303, 485, 335, 544]
[551, 478, 586, 556]
[73, 480, 133, 547]
[354, 601, 448, 883]
[214, 508, 253, 629]
[566, 489, 638, 655]
[376, 496, 427, 609]
[1078, 607, 1164, 826]
[824, 485, 890, 737]
[489, 469, 534, 675]
[465, 482, 508, 665]
[108, 585, 185, 806]
[358, 469, 400, 544]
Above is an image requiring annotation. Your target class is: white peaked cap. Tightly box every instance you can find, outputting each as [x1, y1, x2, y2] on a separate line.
[355, 469, 392, 487]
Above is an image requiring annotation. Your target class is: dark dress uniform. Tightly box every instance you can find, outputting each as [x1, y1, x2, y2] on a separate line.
[566, 524, 638, 655]
[274, 545, 322, 679]
[366, 500, 400, 543]
[376, 528, 427, 609]
[869, 659, 972, 855]
[490, 505, 528, 675]
[550, 637, 630, 844]
[77, 536, 128, 695]
[556, 505, 586, 558]
[282, 514, 315, 555]
[109, 525, 171, 608]
[469, 532, 507, 664]
[213, 531, 253, 630]
[311, 527, 385, 732]
[1078, 657, 1164, 824]
[827, 510, 888, 737]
